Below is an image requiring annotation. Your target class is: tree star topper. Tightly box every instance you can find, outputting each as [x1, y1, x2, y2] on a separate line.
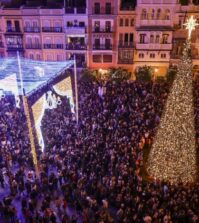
[184, 16, 199, 40]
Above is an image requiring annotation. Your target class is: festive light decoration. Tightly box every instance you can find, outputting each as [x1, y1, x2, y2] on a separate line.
[32, 95, 46, 151]
[0, 57, 74, 95]
[147, 40, 197, 184]
[22, 96, 39, 175]
[53, 76, 75, 113]
[184, 15, 199, 40]
[45, 91, 62, 109]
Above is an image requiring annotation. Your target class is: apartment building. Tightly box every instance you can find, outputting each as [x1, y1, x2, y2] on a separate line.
[64, 6, 88, 68]
[0, 0, 199, 76]
[87, 0, 118, 69]
[0, 8, 5, 57]
[117, 4, 135, 70]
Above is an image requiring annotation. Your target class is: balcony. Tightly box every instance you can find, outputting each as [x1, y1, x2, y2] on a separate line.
[92, 7, 114, 15]
[93, 44, 113, 50]
[66, 26, 86, 34]
[5, 27, 22, 34]
[136, 43, 172, 50]
[42, 27, 63, 33]
[26, 44, 42, 49]
[65, 7, 86, 14]
[93, 28, 113, 33]
[118, 59, 133, 64]
[24, 27, 40, 33]
[118, 42, 134, 48]
[66, 43, 87, 50]
[139, 20, 173, 27]
[7, 44, 23, 50]
[43, 44, 64, 49]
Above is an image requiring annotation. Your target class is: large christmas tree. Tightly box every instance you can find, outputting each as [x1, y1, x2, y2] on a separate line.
[147, 17, 198, 184]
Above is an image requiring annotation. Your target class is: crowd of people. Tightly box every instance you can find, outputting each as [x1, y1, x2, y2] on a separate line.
[0, 77, 198, 223]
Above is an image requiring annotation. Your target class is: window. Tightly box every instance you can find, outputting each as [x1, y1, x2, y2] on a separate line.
[6, 20, 12, 31]
[124, 33, 128, 43]
[162, 34, 169, 44]
[33, 21, 38, 27]
[125, 19, 129, 26]
[29, 54, 34, 59]
[94, 21, 100, 32]
[14, 21, 20, 32]
[94, 39, 100, 49]
[36, 54, 41, 60]
[161, 53, 166, 58]
[157, 9, 161, 20]
[129, 33, 134, 43]
[139, 53, 144, 58]
[150, 35, 154, 43]
[150, 53, 155, 58]
[79, 22, 85, 27]
[105, 39, 111, 49]
[105, 2, 111, 14]
[140, 34, 146, 43]
[165, 9, 170, 20]
[155, 35, 160, 43]
[141, 9, 147, 20]
[120, 18, 123, 27]
[25, 21, 30, 27]
[105, 21, 111, 32]
[93, 55, 102, 63]
[103, 55, 112, 63]
[94, 3, 100, 14]
[151, 9, 155, 19]
[119, 33, 123, 44]
[131, 19, 134, 26]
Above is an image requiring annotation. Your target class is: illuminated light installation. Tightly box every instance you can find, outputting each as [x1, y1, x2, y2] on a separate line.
[32, 95, 46, 151]
[45, 91, 62, 110]
[184, 15, 199, 40]
[53, 76, 75, 113]
[147, 17, 198, 184]
[0, 57, 74, 95]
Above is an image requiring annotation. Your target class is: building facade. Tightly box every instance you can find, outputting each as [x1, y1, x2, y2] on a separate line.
[0, 0, 199, 76]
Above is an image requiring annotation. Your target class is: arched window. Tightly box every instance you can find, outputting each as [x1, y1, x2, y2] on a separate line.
[141, 9, 147, 20]
[155, 35, 160, 43]
[165, 9, 170, 20]
[151, 9, 155, 20]
[150, 35, 154, 43]
[157, 9, 161, 20]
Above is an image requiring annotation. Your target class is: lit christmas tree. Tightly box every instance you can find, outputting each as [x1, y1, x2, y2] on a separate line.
[147, 16, 198, 184]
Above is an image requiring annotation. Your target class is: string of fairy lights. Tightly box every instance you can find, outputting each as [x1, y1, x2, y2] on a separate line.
[147, 16, 199, 184]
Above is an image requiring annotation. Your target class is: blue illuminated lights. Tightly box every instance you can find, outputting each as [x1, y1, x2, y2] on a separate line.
[0, 57, 74, 95]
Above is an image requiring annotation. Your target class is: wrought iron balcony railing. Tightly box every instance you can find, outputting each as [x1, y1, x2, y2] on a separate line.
[6, 27, 21, 33]
[24, 27, 40, 33]
[7, 44, 23, 50]
[118, 42, 134, 48]
[118, 59, 133, 64]
[66, 43, 87, 50]
[93, 44, 113, 50]
[92, 7, 114, 15]
[26, 44, 42, 49]
[43, 44, 64, 49]
[42, 27, 63, 33]
[93, 28, 113, 33]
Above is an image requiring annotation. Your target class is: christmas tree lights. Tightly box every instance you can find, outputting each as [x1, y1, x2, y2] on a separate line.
[147, 40, 197, 184]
